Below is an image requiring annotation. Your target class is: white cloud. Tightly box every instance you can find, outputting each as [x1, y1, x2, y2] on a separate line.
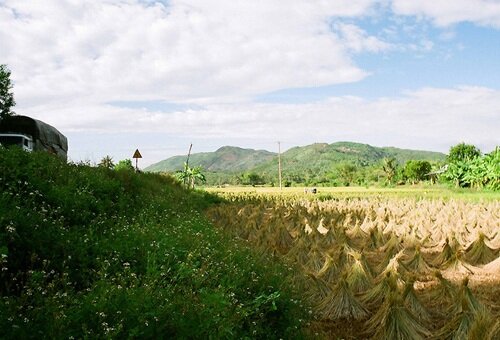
[0, 0, 382, 108]
[1, 1, 499, 165]
[391, 0, 500, 28]
[333, 23, 393, 53]
[23, 85, 500, 165]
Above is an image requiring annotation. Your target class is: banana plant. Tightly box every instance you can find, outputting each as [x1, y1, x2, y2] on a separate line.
[176, 162, 206, 189]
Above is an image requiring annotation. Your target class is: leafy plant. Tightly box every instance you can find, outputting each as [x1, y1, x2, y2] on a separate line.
[176, 162, 206, 189]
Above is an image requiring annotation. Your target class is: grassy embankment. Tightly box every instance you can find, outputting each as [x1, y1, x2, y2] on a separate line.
[0, 148, 307, 339]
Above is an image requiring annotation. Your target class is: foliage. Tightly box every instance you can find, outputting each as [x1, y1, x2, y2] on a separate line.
[403, 160, 432, 184]
[447, 143, 481, 163]
[333, 162, 358, 186]
[114, 159, 134, 171]
[382, 157, 398, 183]
[240, 172, 265, 186]
[0, 64, 16, 120]
[146, 142, 446, 186]
[0, 148, 306, 338]
[98, 155, 115, 169]
[444, 146, 499, 189]
[175, 162, 206, 189]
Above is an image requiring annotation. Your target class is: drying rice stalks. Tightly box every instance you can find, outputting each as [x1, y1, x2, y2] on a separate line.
[361, 268, 401, 309]
[316, 274, 368, 321]
[346, 250, 374, 294]
[426, 271, 456, 306]
[465, 232, 499, 266]
[433, 237, 461, 267]
[402, 277, 431, 323]
[364, 292, 430, 340]
[205, 194, 500, 339]
[403, 244, 433, 275]
[305, 273, 332, 303]
[435, 278, 494, 339]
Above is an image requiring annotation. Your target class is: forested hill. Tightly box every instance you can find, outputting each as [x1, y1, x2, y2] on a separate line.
[254, 142, 445, 175]
[146, 142, 446, 173]
[145, 146, 275, 172]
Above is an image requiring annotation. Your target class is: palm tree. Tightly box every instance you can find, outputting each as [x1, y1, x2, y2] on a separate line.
[98, 155, 115, 169]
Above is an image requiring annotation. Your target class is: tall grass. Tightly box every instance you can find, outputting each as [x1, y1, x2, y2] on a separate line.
[0, 148, 306, 338]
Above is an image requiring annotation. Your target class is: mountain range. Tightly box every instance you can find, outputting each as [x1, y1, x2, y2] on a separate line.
[145, 142, 446, 176]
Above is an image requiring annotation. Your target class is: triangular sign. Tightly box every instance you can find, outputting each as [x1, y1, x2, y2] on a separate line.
[133, 149, 142, 158]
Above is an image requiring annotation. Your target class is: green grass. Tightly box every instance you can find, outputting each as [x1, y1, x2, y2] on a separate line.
[0, 148, 307, 339]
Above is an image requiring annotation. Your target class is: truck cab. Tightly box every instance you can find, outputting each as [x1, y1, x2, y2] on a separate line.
[0, 133, 34, 152]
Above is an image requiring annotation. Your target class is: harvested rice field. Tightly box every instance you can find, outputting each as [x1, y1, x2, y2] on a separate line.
[206, 190, 500, 339]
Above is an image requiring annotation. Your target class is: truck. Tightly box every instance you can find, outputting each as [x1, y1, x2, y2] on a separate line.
[0, 115, 68, 161]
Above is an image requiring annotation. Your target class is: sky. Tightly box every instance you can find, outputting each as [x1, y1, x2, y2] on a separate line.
[1, 0, 499, 168]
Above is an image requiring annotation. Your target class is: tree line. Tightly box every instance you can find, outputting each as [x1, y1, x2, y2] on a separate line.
[205, 143, 499, 190]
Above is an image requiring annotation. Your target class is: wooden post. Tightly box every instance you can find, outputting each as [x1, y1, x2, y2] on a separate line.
[184, 143, 193, 187]
[186, 143, 193, 169]
[278, 141, 282, 190]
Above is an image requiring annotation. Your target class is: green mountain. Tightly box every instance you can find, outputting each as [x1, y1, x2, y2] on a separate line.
[146, 142, 445, 176]
[145, 146, 276, 172]
[267, 141, 444, 172]
[250, 141, 445, 183]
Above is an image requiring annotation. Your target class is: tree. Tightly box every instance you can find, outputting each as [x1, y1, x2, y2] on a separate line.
[334, 162, 358, 186]
[241, 172, 265, 186]
[115, 159, 134, 171]
[382, 157, 398, 183]
[447, 143, 481, 163]
[404, 160, 432, 184]
[0, 64, 16, 120]
[444, 143, 482, 188]
[98, 155, 115, 169]
[444, 147, 500, 189]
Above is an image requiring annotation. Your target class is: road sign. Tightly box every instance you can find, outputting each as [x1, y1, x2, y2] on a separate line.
[133, 149, 142, 171]
[133, 149, 142, 159]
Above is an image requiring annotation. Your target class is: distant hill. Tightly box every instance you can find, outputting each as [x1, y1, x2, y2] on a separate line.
[145, 142, 445, 175]
[251, 141, 445, 179]
[145, 146, 276, 172]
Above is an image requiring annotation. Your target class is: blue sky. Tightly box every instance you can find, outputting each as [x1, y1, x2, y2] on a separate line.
[1, 1, 499, 167]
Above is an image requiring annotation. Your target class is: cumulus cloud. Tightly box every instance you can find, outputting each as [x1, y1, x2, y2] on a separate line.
[24, 85, 500, 164]
[333, 23, 393, 53]
[1, 1, 499, 165]
[0, 0, 382, 107]
[391, 0, 500, 28]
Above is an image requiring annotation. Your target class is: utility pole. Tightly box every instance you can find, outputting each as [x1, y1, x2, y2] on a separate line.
[186, 143, 193, 168]
[184, 143, 193, 187]
[278, 141, 282, 190]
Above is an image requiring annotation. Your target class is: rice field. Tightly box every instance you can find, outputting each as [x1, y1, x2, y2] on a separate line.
[206, 189, 500, 339]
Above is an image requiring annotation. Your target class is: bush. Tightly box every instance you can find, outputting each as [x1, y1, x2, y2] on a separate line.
[403, 160, 431, 184]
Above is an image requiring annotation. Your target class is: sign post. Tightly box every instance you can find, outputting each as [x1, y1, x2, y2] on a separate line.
[132, 149, 142, 172]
